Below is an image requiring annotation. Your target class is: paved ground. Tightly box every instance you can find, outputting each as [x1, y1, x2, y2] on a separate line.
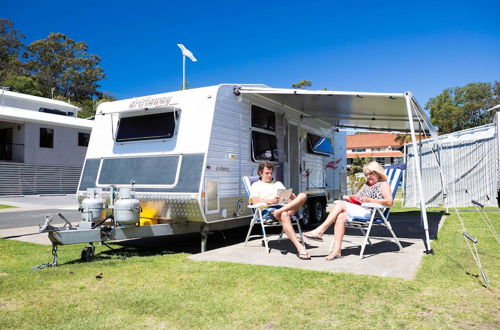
[0, 195, 445, 279]
[0, 194, 79, 211]
[189, 212, 444, 279]
[0, 195, 80, 244]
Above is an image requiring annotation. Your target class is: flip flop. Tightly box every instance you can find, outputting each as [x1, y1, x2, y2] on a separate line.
[268, 212, 279, 223]
[325, 254, 343, 261]
[297, 252, 311, 260]
[303, 232, 323, 242]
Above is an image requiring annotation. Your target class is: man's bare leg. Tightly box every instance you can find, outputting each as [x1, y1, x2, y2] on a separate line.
[273, 193, 307, 219]
[279, 211, 308, 257]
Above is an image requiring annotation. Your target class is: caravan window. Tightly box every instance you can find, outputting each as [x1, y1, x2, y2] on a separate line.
[116, 112, 176, 142]
[306, 133, 334, 156]
[251, 105, 278, 162]
[252, 131, 278, 161]
[251, 105, 275, 131]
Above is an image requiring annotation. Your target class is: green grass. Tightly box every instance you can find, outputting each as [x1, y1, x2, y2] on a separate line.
[0, 210, 498, 329]
[0, 205, 16, 209]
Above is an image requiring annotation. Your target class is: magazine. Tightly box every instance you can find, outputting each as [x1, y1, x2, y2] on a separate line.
[277, 189, 293, 204]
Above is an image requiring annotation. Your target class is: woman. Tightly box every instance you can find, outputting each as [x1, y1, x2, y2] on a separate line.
[304, 161, 393, 260]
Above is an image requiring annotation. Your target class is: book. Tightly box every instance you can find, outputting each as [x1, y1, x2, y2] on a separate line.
[345, 195, 361, 205]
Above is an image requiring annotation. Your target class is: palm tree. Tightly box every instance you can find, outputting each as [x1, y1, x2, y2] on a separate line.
[394, 134, 411, 146]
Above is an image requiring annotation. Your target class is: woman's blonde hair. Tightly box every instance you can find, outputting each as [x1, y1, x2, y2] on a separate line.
[363, 161, 387, 181]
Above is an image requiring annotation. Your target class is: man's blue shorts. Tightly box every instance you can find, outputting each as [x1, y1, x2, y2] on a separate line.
[261, 205, 283, 219]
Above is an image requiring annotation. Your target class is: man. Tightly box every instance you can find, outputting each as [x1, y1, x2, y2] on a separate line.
[250, 161, 310, 260]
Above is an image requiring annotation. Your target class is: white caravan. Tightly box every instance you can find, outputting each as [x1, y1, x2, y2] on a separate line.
[44, 84, 345, 255]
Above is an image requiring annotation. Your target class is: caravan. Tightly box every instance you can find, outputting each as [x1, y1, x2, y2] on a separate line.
[44, 84, 346, 255]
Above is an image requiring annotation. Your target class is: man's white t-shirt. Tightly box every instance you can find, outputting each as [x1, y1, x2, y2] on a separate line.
[250, 180, 286, 201]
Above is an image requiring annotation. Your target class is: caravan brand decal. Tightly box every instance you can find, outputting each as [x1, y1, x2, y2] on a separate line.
[129, 96, 172, 109]
[325, 158, 342, 169]
[215, 166, 230, 172]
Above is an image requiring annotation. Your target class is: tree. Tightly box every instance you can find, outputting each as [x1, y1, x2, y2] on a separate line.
[347, 156, 372, 193]
[393, 133, 428, 149]
[394, 134, 411, 146]
[178, 80, 190, 90]
[291, 80, 312, 89]
[0, 19, 26, 83]
[75, 93, 116, 119]
[25, 33, 105, 101]
[3, 75, 43, 96]
[427, 82, 500, 134]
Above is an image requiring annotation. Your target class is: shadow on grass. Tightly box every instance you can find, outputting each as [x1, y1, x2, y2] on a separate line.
[59, 226, 253, 265]
[442, 252, 489, 289]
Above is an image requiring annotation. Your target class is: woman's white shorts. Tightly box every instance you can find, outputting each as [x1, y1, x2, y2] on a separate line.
[335, 201, 371, 221]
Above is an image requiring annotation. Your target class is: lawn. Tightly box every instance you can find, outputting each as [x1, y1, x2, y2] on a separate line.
[0, 210, 498, 329]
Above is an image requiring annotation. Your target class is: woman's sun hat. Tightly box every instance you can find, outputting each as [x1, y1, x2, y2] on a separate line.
[363, 161, 387, 181]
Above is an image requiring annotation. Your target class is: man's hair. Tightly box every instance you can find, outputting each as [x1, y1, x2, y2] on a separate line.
[257, 161, 274, 175]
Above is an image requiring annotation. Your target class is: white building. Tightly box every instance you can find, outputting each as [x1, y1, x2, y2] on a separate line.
[0, 90, 93, 195]
[346, 132, 404, 166]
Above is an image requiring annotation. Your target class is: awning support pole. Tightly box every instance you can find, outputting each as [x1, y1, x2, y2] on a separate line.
[405, 93, 433, 254]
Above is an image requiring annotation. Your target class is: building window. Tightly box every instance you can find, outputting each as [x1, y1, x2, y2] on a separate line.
[251, 105, 277, 162]
[352, 148, 366, 152]
[40, 128, 54, 148]
[78, 132, 90, 147]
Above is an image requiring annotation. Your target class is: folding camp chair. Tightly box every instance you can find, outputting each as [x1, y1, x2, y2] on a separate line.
[242, 176, 305, 253]
[330, 164, 405, 258]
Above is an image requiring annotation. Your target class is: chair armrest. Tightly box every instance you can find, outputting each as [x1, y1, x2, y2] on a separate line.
[361, 202, 385, 209]
[248, 202, 267, 209]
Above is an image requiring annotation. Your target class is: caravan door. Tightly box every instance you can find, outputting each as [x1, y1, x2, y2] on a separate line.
[288, 123, 300, 194]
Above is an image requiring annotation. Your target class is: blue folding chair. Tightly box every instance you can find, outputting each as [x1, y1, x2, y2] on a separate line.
[242, 176, 305, 253]
[330, 164, 405, 258]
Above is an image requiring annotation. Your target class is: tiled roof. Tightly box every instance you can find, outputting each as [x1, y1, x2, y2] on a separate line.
[347, 133, 402, 148]
[347, 151, 403, 158]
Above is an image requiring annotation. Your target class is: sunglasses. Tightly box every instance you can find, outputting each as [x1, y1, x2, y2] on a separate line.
[364, 171, 376, 177]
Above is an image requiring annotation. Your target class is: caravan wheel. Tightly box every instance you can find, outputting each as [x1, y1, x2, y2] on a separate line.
[312, 199, 326, 223]
[300, 202, 312, 226]
[81, 245, 95, 262]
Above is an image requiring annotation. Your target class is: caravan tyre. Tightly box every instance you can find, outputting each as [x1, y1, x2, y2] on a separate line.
[300, 202, 311, 226]
[81, 245, 95, 262]
[312, 199, 326, 223]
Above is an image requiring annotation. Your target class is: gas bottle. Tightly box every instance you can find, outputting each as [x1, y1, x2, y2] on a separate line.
[80, 189, 105, 222]
[114, 188, 141, 225]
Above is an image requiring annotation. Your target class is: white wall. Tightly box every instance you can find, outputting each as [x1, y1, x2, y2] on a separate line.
[23, 122, 89, 166]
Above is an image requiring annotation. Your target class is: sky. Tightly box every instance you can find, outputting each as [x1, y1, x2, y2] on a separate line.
[3, 0, 500, 108]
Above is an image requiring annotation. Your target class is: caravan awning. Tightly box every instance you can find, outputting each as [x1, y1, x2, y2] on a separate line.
[236, 86, 435, 134]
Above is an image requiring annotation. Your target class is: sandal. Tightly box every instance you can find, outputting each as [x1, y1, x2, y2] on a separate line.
[303, 232, 323, 242]
[269, 212, 279, 222]
[297, 252, 311, 260]
[325, 254, 343, 261]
